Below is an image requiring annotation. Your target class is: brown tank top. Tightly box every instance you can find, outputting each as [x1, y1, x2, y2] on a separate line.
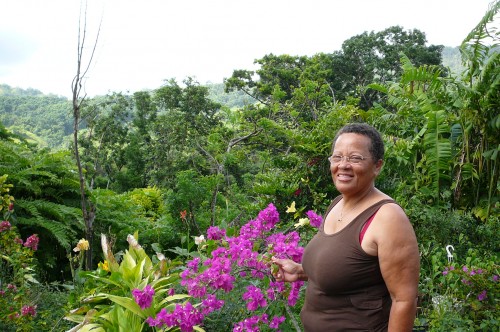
[300, 196, 395, 332]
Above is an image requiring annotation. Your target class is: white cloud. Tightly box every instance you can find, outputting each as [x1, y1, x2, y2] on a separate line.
[0, 0, 493, 98]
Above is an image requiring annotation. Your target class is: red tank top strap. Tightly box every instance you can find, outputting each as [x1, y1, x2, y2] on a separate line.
[358, 199, 396, 244]
[359, 212, 377, 244]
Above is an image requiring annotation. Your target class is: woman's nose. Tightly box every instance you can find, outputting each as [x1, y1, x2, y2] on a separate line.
[338, 159, 352, 167]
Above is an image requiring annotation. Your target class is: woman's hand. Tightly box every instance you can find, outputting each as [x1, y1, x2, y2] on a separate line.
[271, 257, 307, 282]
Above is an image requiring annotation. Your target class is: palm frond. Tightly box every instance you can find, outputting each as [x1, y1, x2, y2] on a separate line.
[423, 110, 452, 201]
[15, 198, 83, 248]
[478, 52, 500, 103]
[460, 0, 500, 81]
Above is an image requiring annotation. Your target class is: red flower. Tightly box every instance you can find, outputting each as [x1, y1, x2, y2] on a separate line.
[180, 210, 187, 221]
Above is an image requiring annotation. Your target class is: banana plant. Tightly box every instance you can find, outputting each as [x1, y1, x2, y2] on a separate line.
[459, 0, 500, 216]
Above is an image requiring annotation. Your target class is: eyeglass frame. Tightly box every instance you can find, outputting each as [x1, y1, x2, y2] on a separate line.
[328, 154, 369, 164]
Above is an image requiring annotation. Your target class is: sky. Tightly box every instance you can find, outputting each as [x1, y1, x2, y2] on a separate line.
[0, 0, 495, 98]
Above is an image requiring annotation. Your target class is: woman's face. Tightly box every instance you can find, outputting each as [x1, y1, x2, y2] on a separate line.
[330, 133, 383, 196]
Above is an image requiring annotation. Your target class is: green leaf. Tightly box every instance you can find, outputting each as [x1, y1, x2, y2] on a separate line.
[157, 294, 191, 307]
[98, 294, 147, 319]
[24, 273, 40, 284]
[79, 324, 106, 332]
[423, 110, 452, 201]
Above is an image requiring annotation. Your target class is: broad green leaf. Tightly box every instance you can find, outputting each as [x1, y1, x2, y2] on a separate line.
[99, 294, 146, 319]
[158, 294, 191, 307]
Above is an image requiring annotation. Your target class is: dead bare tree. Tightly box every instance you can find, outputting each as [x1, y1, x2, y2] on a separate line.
[71, 1, 102, 270]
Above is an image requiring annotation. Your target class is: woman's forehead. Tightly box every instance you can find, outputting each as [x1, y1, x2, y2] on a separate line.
[334, 133, 371, 149]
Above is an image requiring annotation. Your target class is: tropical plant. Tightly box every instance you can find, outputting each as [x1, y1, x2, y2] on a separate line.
[0, 182, 40, 331]
[65, 233, 197, 331]
[458, 0, 500, 217]
[0, 138, 83, 279]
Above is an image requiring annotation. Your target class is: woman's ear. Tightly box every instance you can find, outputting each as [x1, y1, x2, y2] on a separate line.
[374, 159, 383, 176]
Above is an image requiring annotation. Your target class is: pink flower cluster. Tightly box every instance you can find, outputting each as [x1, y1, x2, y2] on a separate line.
[442, 264, 499, 303]
[21, 305, 37, 317]
[0, 283, 17, 295]
[133, 285, 223, 332]
[132, 285, 155, 309]
[233, 313, 286, 331]
[146, 302, 204, 332]
[207, 226, 226, 240]
[0, 221, 39, 251]
[0, 220, 11, 232]
[477, 290, 487, 301]
[442, 265, 455, 275]
[23, 234, 39, 251]
[242, 285, 267, 310]
[305, 210, 322, 228]
[175, 203, 306, 331]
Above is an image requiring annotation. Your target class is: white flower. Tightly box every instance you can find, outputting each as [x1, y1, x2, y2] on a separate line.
[194, 235, 206, 245]
[156, 252, 165, 261]
[294, 218, 310, 228]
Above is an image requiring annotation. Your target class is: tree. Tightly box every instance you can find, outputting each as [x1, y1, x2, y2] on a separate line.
[226, 26, 444, 113]
[71, 0, 101, 269]
[76, 93, 135, 192]
[147, 78, 222, 187]
[331, 26, 444, 109]
[366, 0, 499, 214]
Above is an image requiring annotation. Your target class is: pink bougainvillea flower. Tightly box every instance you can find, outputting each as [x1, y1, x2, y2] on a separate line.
[242, 285, 267, 311]
[269, 315, 286, 329]
[206, 226, 226, 240]
[132, 284, 155, 309]
[146, 302, 204, 332]
[306, 210, 322, 228]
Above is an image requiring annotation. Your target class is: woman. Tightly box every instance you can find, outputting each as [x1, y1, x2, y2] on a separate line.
[273, 123, 419, 331]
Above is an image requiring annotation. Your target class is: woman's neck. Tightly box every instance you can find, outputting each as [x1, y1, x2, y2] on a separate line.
[342, 186, 375, 206]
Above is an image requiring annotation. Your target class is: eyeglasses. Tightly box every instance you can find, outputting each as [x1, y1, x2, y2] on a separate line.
[328, 154, 367, 164]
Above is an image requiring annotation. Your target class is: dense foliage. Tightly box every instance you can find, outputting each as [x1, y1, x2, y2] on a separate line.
[0, 84, 73, 149]
[1, 8, 499, 331]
